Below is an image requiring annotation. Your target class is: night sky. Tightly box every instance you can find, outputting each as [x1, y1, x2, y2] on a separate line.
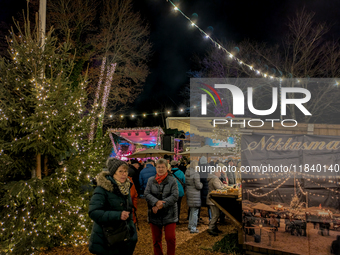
[1, 0, 340, 125]
[132, 0, 340, 118]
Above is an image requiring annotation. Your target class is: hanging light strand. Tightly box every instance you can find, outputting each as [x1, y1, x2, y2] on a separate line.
[166, 0, 282, 80]
[248, 176, 290, 197]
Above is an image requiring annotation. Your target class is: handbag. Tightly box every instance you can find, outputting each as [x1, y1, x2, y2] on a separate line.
[102, 196, 132, 246]
[102, 221, 130, 246]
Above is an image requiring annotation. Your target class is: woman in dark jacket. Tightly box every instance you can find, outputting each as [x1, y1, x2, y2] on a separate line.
[145, 158, 179, 255]
[88, 158, 137, 255]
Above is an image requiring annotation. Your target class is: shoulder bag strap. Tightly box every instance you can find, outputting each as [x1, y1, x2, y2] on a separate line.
[172, 171, 185, 188]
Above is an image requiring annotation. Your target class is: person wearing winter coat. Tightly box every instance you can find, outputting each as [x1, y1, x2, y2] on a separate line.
[198, 156, 211, 220]
[225, 160, 236, 185]
[170, 160, 186, 224]
[331, 235, 340, 255]
[207, 170, 225, 236]
[128, 159, 141, 196]
[185, 160, 203, 233]
[88, 158, 137, 255]
[139, 160, 157, 195]
[178, 158, 188, 174]
[145, 158, 179, 255]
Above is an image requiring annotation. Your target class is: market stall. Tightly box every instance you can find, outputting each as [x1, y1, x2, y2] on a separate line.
[209, 188, 243, 244]
[109, 126, 164, 159]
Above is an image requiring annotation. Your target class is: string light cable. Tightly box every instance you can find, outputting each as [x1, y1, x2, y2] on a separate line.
[248, 176, 290, 197]
[246, 175, 290, 193]
[165, 0, 282, 80]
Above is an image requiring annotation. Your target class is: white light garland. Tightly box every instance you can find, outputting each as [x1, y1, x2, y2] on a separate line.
[248, 176, 290, 197]
[165, 0, 282, 80]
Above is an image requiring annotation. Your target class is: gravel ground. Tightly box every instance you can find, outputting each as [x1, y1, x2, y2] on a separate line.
[41, 195, 237, 255]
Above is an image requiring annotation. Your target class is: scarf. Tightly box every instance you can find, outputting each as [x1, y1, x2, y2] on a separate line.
[114, 177, 130, 195]
[155, 172, 168, 184]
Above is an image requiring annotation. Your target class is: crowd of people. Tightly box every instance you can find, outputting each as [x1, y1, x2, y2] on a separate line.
[87, 155, 238, 255]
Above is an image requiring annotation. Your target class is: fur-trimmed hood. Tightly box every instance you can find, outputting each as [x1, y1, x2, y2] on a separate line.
[96, 171, 131, 192]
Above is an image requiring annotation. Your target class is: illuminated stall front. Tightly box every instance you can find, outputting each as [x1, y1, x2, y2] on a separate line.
[109, 127, 164, 160]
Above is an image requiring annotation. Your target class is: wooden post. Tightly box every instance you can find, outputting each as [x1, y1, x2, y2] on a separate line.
[36, 154, 41, 179]
[238, 227, 244, 244]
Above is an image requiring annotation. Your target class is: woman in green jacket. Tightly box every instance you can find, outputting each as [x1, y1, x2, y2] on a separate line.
[88, 158, 137, 255]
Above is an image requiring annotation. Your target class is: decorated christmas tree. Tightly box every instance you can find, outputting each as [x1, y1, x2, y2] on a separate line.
[0, 18, 110, 254]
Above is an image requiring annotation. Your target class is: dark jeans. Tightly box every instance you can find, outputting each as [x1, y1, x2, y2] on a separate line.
[198, 207, 211, 221]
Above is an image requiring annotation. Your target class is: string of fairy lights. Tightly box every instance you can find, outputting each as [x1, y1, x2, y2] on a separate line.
[243, 171, 340, 199]
[113, 107, 187, 119]
[296, 179, 340, 199]
[165, 0, 283, 80]
[248, 176, 291, 198]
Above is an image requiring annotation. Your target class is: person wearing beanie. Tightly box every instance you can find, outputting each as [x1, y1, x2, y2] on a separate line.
[107, 158, 138, 223]
[88, 158, 137, 255]
[170, 160, 186, 225]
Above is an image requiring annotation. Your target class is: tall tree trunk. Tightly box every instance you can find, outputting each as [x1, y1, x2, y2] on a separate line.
[36, 154, 41, 179]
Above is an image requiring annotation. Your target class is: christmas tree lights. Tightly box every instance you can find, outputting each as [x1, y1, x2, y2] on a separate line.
[0, 19, 110, 254]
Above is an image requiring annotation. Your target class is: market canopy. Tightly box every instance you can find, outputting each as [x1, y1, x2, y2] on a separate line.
[179, 145, 234, 156]
[127, 148, 175, 158]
